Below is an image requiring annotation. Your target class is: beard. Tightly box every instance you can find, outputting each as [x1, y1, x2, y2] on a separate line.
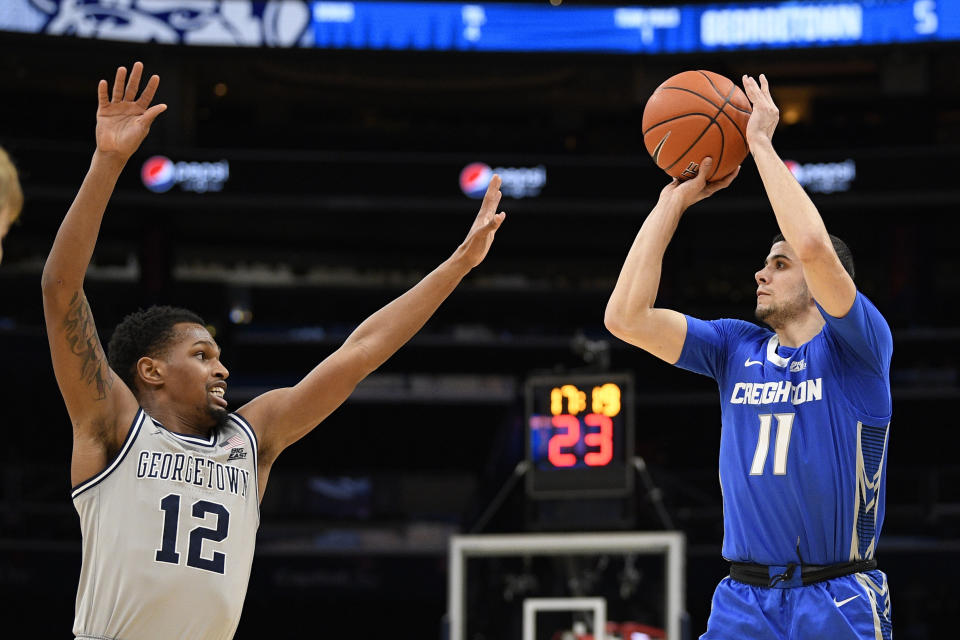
[205, 405, 230, 435]
[755, 287, 811, 329]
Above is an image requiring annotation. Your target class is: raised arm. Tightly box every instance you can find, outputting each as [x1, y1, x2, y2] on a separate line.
[604, 158, 738, 363]
[238, 176, 507, 463]
[42, 63, 166, 472]
[742, 74, 856, 317]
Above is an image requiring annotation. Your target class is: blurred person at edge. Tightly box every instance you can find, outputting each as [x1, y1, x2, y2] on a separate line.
[0, 147, 24, 264]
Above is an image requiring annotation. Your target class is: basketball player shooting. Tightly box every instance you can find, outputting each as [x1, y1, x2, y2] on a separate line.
[41, 62, 506, 640]
[604, 73, 893, 639]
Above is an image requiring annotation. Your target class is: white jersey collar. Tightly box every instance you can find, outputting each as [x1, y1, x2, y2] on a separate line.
[766, 335, 791, 368]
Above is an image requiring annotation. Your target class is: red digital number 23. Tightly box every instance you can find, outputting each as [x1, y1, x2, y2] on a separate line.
[547, 414, 613, 467]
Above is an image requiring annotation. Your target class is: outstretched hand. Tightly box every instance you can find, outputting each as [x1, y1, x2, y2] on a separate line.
[660, 157, 739, 210]
[96, 62, 167, 160]
[742, 73, 779, 148]
[455, 174, 507, 269]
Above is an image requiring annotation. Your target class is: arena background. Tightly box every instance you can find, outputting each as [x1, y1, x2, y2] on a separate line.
[1, 0, 958, 638]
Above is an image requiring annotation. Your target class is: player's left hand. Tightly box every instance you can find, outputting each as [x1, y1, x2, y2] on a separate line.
[453, 174, 507, 269]
[743, 74, 779, 148]
[660, 157, 740, 209]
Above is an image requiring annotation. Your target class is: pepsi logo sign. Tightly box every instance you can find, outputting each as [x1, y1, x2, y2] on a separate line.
[141, 156, 230, 193]
[784, 159, 855, 194]
[459, 162, 547, 199]
[459, 162, 494, 198]
[141, 156, 176, 193]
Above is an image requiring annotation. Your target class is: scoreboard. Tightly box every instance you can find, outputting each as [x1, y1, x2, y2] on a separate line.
[525, 373, 634, 499]
[4, 1, 957, 54]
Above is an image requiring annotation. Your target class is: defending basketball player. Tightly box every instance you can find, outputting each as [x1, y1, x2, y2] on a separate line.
[42, 62, 506, 640]
[605, 73, 893, 639]
[0, 146, 24, 265]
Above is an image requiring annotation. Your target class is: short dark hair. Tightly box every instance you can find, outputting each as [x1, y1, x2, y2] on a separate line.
[771, 232, 855, 280]
[107, 305, 206, 391]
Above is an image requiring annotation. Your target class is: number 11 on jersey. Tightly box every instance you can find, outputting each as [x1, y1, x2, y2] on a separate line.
[750, 413, 795, 476]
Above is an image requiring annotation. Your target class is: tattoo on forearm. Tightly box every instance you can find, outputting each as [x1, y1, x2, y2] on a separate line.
[63, 291, 114, 401]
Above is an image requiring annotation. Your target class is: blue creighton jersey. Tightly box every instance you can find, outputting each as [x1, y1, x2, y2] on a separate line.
[676, 292, 892, 566]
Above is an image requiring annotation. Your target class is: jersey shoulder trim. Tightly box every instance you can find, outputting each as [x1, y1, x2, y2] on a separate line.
[71, 409, 147, 500]
[228, 412, 261, 515]
[229, 412, 258, 456]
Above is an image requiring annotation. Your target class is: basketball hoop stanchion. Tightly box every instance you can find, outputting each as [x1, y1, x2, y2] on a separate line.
[469, 461, 530, 534]
[632, 456, 675, 530]
[468, 456, 676, 533]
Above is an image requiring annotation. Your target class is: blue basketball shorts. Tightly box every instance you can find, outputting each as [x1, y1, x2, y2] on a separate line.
[700, 570, 892, 640]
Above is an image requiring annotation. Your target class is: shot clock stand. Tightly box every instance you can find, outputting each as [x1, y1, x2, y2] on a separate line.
[459, 371, 686, 640]
[632, 456, 675, 530]
[469, 460, 531, 534]
[469, 456, 674, 533]
[470, 371, 675, 532]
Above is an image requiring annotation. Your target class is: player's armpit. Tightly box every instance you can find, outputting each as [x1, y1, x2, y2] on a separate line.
[604, 307, 688, 365]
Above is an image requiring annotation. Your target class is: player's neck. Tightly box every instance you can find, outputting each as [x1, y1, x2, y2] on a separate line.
[142, 400, 213, 438]
[774, 309, 826, 348]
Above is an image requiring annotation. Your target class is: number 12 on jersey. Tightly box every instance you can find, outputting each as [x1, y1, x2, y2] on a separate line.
[155, 493, 230, 574]
[750, 413, 795, 476]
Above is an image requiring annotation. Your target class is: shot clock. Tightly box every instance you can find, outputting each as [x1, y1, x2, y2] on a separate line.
[525, 373, 634, 498]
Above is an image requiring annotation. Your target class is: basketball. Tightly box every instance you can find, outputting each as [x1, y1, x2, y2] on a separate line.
[641, 70, 752, 182]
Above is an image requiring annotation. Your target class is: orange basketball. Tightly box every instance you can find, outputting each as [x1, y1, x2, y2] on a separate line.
[641, 70, 752, 182]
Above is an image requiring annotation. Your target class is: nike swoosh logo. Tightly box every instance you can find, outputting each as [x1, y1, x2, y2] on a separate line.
[651, 131, 671, 164]
[744, 359, 763, 367]
[834, 595, 860, 608]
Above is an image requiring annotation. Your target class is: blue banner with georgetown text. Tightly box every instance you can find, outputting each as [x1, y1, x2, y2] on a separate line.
[1, 0, 958, 54]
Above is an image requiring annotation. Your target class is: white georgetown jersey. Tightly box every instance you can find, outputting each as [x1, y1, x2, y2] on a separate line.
[71, 409, 260, 640]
